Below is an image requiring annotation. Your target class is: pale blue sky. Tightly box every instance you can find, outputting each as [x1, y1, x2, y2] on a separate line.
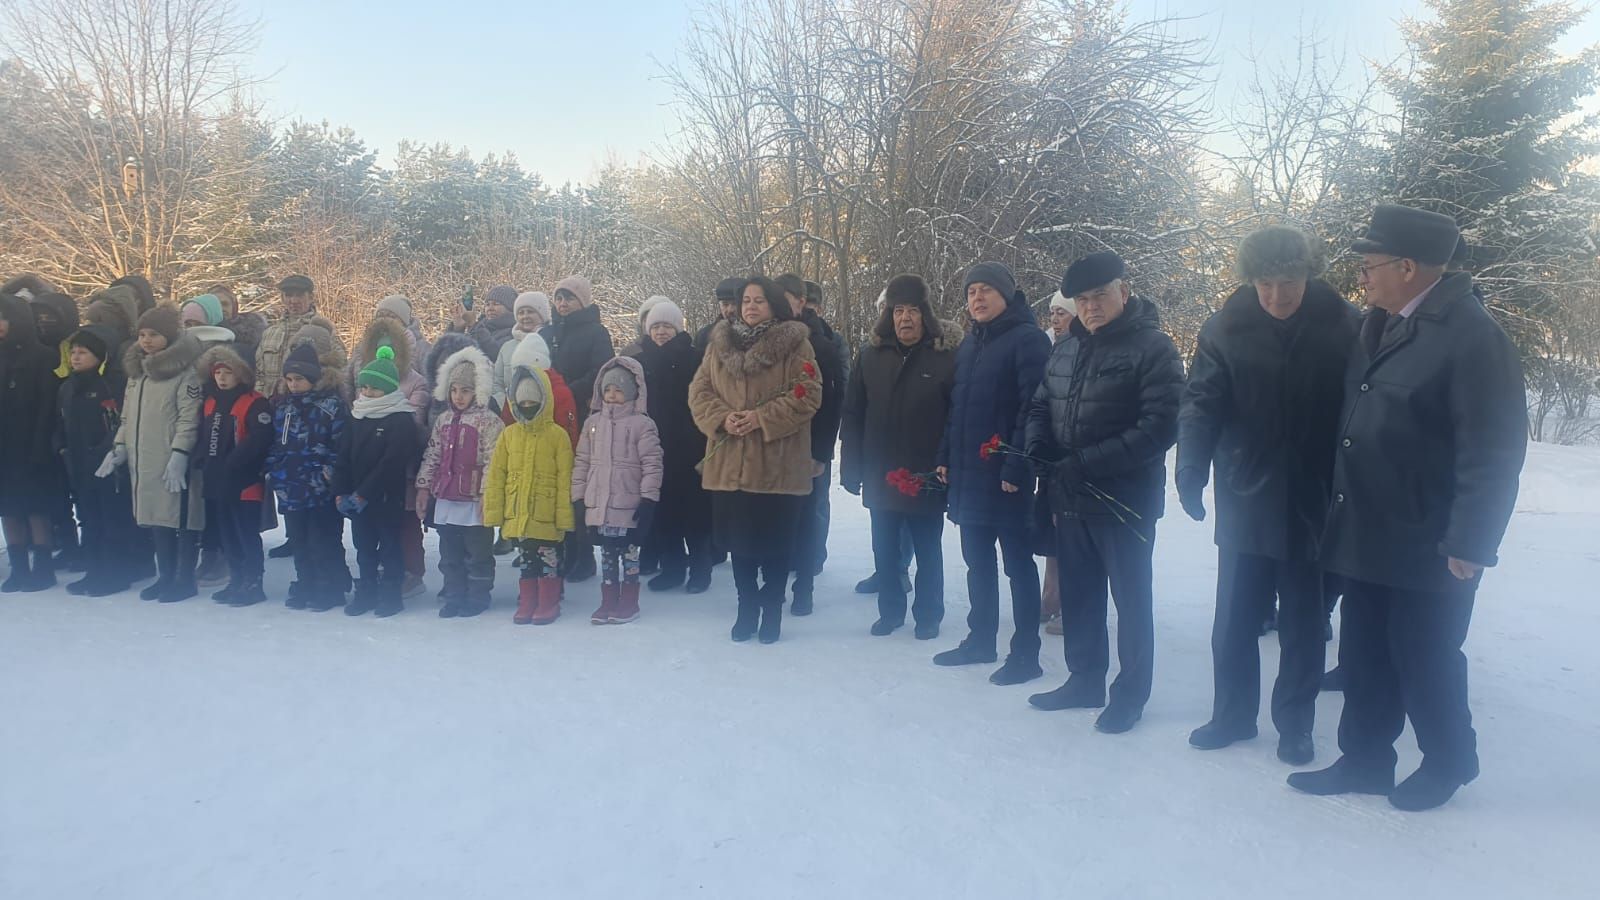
[243, 0, 1600, 185]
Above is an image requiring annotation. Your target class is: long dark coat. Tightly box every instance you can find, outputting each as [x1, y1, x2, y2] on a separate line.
[1024, 296, 1184, 525]
[938, 290, 1052, 531]
[636, 332, 710, 530]
[840, 320, 961, 517]
[1320, 272, 1527, 592]
[800, 309, 847, 463]
[1177, 281, 1359, 560]
[0, 294, 68, 516]
[548, 304, 615, 426]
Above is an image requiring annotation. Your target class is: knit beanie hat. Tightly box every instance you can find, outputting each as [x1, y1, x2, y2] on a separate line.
[601, 366, 638, 402]
[68, 328, 108, 363]
[485, 285, 518, 309]
[375, 294, 413, 325]
[964, 262, 1017, 303]
[357, 344, 401, 393]
[1048, 290, 1076, 314]
[514, 371, 545, 407]
[514, 291, 551, 325]
[554, 275, 594, 308]
[136, 305, 183, 345]
[283, 339, 323, 384]
[644, 299, 685, 333]
[181, 293, 224, 326]
[447, 359, 476, 391]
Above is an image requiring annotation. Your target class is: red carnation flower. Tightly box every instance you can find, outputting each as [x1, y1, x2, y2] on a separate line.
[802, 362, 817, 378]
[980, 434, 1003, 460]
[794, 384, 807, 399]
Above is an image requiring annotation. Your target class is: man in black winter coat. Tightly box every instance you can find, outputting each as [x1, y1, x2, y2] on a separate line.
[840, 274, 960, 639]
[778, 274, 846, 615]
[548, 274, 615, 583]
[694, 277, 744, 353]
[1177, 226, 1359, 765]
[1023, 252, 1184, 734]
[1288, 205, 1526, 812]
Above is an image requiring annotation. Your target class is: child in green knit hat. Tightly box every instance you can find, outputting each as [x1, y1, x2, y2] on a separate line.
[334, 343, 420, 617]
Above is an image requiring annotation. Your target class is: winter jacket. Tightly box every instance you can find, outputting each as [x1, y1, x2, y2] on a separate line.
[1320, 272, 1527, 593]
[1025, 296, 1184, 525]
[256, 307, 327, 396]
[940, 289, 1052, 530]
[506, 334, 579, 447]
[573, 356, 663, 530]
[800, 309, 846, 463]
[29, 292, 79, 379]
[0, 294, 68, 517]
[221, 311, 268, 370]
[335, 399, 420, 518]
[1177, 281, 1359, 561]
[492, 325, 552, 411]
[195, 346, 272, 503]
[840, 319, 962, 517]
[451, 311, 516, 364]
[266, 389, 344, 513]
[82, 285, 142, 378]
[548, 303, 615, 426]
[688, 319, 822, 496]
[637, 331, 709, 525]
[416, 346, 503, 504]
[483, 365, 575, 541]
[116, 330, 207, 530]
[56, 367, 127, 493]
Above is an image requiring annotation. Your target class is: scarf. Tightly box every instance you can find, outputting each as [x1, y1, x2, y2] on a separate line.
[351, 390, 416, 420]
[730, 318, 777, 351]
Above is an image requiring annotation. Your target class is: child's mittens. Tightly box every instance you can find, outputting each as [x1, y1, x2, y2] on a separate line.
[336, 494, 368, 518]
[632, 498, 657, 538]
[95, 446, 129, 478]
[162, 450, 189, 493]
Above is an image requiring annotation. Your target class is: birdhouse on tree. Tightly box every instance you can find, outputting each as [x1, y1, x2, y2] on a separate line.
[121, 157, 142, 199]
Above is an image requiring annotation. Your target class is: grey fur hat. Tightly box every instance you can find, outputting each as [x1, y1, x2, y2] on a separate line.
[1235, 225, 1325, 283]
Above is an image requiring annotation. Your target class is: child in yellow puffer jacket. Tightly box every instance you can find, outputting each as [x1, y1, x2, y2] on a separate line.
[483, 362, 573, 625]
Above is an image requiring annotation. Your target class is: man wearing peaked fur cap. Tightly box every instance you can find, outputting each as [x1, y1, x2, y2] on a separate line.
[1023, 250, 1185, 734]
[840, 273, 962, 640]
[1177, 224, 1359, 766]
[1288, 204, 1526, 812]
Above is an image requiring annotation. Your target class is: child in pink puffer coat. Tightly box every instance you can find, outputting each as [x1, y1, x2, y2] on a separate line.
[572, 356, 662, 624]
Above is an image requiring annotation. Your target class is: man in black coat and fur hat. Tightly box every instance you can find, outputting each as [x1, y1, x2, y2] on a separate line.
[1177, 226, 1359, 766]
[1287, 204, 1526, 812]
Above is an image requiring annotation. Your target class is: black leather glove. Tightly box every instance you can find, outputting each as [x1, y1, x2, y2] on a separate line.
[632, 498, 657, 538]
[1176, 468, 1207, 522]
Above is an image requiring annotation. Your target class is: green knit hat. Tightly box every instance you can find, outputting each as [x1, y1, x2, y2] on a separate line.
[357, 343, 401, 393]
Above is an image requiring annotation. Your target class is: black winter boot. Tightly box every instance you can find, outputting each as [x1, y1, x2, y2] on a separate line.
[758, 598, 783, 644]
[226, 578, 268, 607]
[346, 580, 378, 616]
[374, 580, 404, 618]
[988, 655, 1043, 686]
[161, 531, 199, 603]
[141, 530, 177, 601]
[932, 640, 998, 667]
[2, 546, 32, 593]
[685, 566, 712, 594]
[1188, 721, 1258, 750]
[21, 546, 56, 592]
[1287, 757, 1395, 797]
[285, 582, 308, 610]
[1027, 677, 1106, 711]
[730, 595, 759, 642]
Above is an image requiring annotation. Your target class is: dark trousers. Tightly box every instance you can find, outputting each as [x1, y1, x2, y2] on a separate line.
[75, 478, 142, 584]
[1208, 551, 1325, 736]
[438, 524, 496, 602]
[731, 554, 789, 604]
[792, 463, 831, 592]
[213, 499, 264, 581]
[1337, 577, 1479, 783]
[350, 512, 405, 589]
[400, 511, 425, 578]
[1057, 517, 1155, 709]
[958, 524, 1041, 662]
[285, 505, 344, 592]
[652, 511, 712, 578]
[870, 509, 943, 626]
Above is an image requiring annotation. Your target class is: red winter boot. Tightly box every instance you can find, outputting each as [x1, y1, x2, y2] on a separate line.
[610, 582, 641, 624]
[591, 582, 619, 625]
[513, 578, 538, 625]
[532, 576, 563, 625]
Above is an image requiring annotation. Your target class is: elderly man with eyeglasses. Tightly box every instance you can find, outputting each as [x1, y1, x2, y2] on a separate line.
[1287, 204, 1527, 811]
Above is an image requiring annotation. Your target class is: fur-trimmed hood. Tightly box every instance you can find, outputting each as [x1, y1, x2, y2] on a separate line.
[124, 331, 205, 381]
[706, 318, 812, 376]
[425, 331, 477, 389]
[288, 316, 346, 393]
[432, 344, 494, 406]
[195, 343, 256, 387]
[1, 274, 60, 299]
[84, 285, 141, 339]
[223, 311, 268, 350]
[0, 293, 40, 348]
[868, 317, 964, 352]
[357, 314, 414, 375]
[590, 354, 648, 416]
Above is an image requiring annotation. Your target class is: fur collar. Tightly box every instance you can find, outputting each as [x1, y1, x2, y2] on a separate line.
[222, 311, 268, 348]
[869, 318, 964, 353]
[358, 315, 413, 375]
[125, 332, 205, 381]
[432, 345, 494, 405]
[288, 317, 347, 393]
[708, 318, 811, 375]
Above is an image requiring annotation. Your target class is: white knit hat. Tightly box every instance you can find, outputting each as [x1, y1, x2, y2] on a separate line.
[514, 291, 551, 326]
[644, 299, 685, 333]
[1048, 291, 1076, 315]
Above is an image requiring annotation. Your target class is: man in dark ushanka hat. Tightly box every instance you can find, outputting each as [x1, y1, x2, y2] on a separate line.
[1022, 250, 1184, 735]
[1287, 204, 1526, 812]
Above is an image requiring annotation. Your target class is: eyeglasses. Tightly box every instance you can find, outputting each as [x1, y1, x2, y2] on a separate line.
[1357, 258, 1406, 278]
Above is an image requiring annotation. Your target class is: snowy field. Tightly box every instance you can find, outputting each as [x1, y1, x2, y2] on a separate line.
[2, 445, 1597, 899]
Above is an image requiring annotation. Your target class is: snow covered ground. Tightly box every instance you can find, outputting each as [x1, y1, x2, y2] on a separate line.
[3, 444, 1597, 899]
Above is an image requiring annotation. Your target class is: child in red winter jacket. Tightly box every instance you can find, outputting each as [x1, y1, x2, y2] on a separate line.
[196, 345, 273, 606]
[415, 345, 503, 618]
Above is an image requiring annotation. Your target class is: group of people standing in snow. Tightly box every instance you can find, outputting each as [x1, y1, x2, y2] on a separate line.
[0, 202, 1527, 812]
